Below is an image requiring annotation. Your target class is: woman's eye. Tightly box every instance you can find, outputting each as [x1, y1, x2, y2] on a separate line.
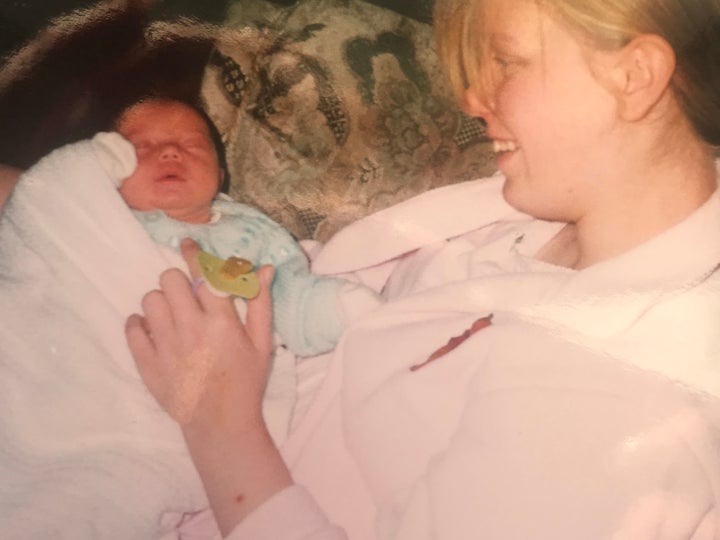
[492, 55, 516, 71]
[493, 55, 509, 67]
[491, 54, 524, 80]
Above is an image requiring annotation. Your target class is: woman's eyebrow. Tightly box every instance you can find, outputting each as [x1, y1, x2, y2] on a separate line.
[490, 33, 514, 43]
[488, 33, 521, 48]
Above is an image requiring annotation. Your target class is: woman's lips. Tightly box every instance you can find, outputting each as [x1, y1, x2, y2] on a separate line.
[491, 139, 519, 171]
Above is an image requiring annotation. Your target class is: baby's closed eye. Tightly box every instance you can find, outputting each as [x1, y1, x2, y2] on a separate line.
[132, 140, 152, 156]
[181, 136, 212, 151]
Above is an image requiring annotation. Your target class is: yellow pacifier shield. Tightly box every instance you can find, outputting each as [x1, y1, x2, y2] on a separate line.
[197, 251, 260, 299]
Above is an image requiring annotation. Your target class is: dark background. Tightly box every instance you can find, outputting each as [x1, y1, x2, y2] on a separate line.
[0, 0, 434, 61]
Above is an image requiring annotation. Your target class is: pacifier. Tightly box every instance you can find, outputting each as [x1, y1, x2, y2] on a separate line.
[196, 251, 260, 299]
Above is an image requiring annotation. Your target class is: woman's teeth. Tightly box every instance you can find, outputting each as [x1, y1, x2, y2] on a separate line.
[493, 140, 518, 153]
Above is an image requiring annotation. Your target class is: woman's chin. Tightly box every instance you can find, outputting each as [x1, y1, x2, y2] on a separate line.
[501, 180, 554, 220]
[501, 176, 528, 212]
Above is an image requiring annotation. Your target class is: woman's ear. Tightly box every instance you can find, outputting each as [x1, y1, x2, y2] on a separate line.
[602, 34, 676, 122]
[461, 85, 492, 118]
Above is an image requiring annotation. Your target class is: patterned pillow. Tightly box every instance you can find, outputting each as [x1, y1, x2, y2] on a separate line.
[202, 0, 495, 241]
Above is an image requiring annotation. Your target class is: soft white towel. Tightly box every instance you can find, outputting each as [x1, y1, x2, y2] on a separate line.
[0, 134, 294, 539]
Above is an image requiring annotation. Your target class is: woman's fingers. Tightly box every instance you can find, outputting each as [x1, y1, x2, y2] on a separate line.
[245, 265, 275, 360]
[179, 237, 213, 305]
[158, 268, 202, 329]
[179, 237, 238, 316]
[180, 237, 203, 278]
[140, 288, 178, 355]
[125, 313, 156, 361]
[178, 238, 275, 375]
[125, 241, 277, 428]
[125, 313, 170, 403]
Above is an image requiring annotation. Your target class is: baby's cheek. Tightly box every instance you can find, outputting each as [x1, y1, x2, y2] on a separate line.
[118, 174, 151, 210]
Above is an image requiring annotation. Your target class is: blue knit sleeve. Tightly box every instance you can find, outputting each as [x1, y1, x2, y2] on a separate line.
[270, 250, 347, 356]
[142, 199, 348, 356]
[229, 204, 348, 356]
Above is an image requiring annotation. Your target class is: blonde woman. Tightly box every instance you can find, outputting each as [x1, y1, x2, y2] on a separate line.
[128, 0, 720, 538]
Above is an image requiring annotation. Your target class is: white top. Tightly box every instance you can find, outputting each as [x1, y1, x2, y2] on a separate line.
[197, 174, 720, 540]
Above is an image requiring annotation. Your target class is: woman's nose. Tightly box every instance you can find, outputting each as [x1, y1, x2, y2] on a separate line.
[461, 86, 493, 119]
[159, 143, 181, 161]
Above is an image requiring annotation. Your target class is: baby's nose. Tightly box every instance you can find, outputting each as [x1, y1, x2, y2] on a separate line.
[159, 143, 181, 161]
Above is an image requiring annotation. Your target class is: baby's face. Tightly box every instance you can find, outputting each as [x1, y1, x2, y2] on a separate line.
[116, 100, 223, 223]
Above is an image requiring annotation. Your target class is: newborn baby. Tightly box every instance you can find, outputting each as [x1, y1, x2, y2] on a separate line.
[114, 97, 381, 357]
[0, 97, 382, 539]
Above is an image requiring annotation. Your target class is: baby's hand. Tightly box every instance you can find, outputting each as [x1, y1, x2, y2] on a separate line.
[90, 132, 137, 185]
[126, 238, 275, 427]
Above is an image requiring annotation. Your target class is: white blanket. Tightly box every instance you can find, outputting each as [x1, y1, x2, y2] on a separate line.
[0, 135, 208, 539]
[0, 134, 293, 539]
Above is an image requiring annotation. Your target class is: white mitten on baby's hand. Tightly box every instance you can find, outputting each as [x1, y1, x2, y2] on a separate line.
[91, 132, 137, 186]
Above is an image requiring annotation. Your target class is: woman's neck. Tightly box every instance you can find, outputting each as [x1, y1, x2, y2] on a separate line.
[540, 138, 717, 270]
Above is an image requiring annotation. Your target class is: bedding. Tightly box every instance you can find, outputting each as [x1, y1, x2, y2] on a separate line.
[202, 0, 495, 241]
[0, 0, 494, 245]
[282, 175, 720, 540]
[0, 133, 296, 538]
[0, 0, 495, 243]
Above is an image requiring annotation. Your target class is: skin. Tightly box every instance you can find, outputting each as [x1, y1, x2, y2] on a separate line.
[126, 239, 291, 535]
[462, 0, 717, 269]
[116, 100, 224, 224]
[0, 164, 22, 209]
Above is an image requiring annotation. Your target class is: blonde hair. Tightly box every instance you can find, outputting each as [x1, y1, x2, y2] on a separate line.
[434, 0, 720, 145]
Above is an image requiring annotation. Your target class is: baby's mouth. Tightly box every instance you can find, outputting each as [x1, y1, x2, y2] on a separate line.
[157, 173, 184, 182]
[492, 139, 518, 154]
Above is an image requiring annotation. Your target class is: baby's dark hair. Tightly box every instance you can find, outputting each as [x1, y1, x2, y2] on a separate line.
[112, 94, 230, 193]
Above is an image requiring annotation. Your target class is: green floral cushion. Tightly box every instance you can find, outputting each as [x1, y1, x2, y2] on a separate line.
[202, 0, 495, 241]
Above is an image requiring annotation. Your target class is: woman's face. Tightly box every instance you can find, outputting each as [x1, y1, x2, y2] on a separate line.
[463, 0, 621, 223]
[117, 100, 223, 224]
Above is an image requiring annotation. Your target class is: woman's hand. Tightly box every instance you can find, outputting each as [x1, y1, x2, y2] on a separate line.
[126, 239, 292, 535]
[125, 237, 275, 429]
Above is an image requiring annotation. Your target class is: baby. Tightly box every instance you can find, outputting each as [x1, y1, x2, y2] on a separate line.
[113, 97, 381, 357]
[0, 96, 384, 539]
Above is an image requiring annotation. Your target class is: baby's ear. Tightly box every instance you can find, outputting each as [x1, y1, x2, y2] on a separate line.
[91, 132, 138, 186]
[602, 34, 676, 122]
[218, 167, 228, 194]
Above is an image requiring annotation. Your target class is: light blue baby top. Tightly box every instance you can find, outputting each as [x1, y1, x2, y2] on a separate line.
[134, 198, 346, 356]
